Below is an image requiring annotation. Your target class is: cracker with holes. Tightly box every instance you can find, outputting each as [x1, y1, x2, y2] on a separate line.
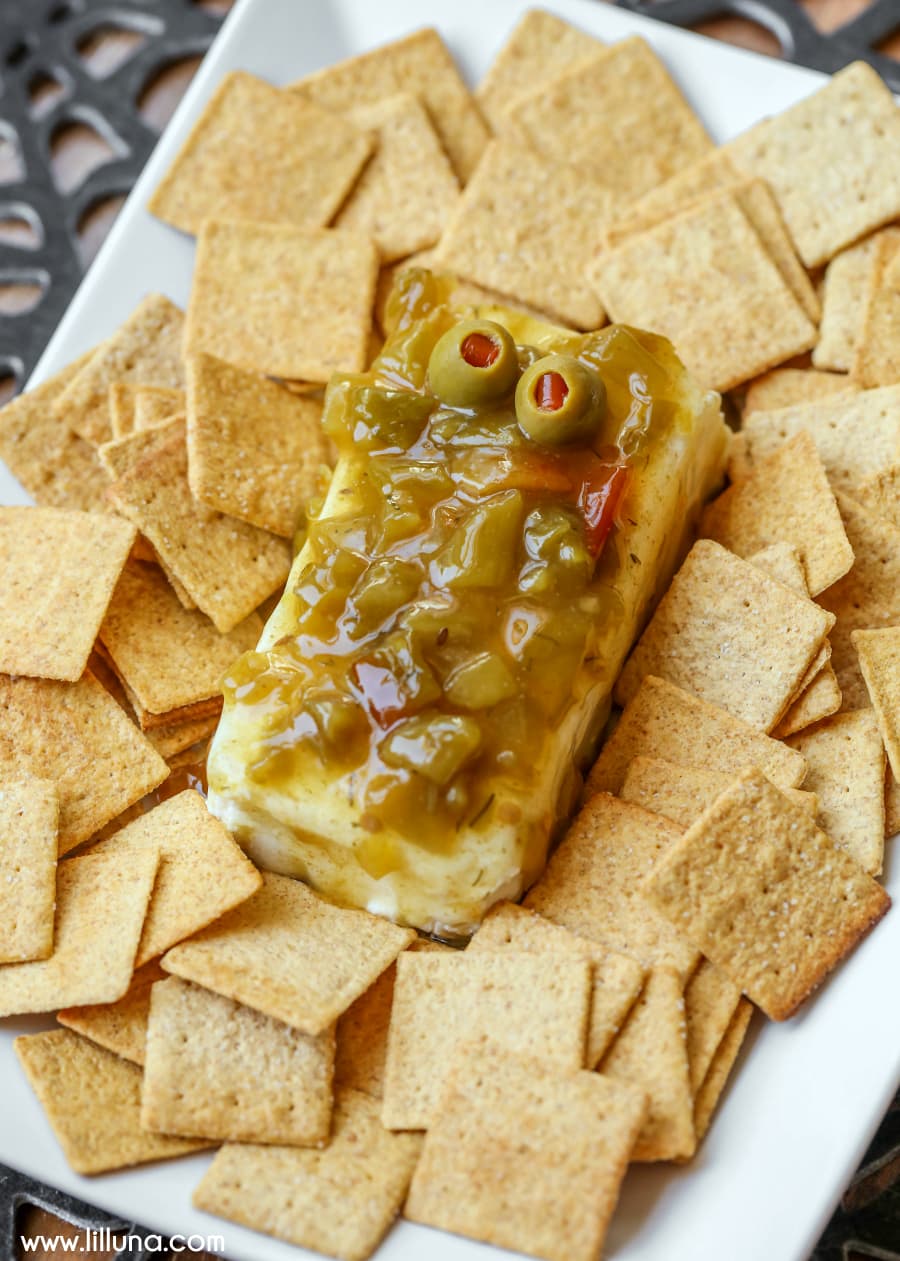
[433, 140, 614, 330]
[0, 777, 58, 965]
[646, 769, 890, 1020]
[406, 1042, 646, 1261]
[592, 193, 817, 393]
[0, 506, 135, 682]
[99, 561, 261, 727]
[162, 872, 414, 1035]
[185, 221, 378, 382]
[16, 1030, 208, 1174]
[149, 70, 374, 236]
[185, 352, 329, 538]
[52, 294, 185, 446]
[0, 672, 168, 854]
[141, 976, 335, 1147]
[587, 674, 807, 796]
[701, 432, 853, 596]
[725, 62, 900, 268]
[468, 901, 645, 1067]
[615, 540, 834, 732]
[524, 792, 699, 981]
[107, 432, 291, 633]
[0, 845, 159, 1017]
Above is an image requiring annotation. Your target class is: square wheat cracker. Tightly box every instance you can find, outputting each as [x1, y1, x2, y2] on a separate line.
[99, 415, 184, 481]
[693, 997, 754, 1144]
[381, 950, 591, 1130]
[290, 27, 487, 183]
[743, 368, 857, 415]
[16, 1030, 207, 1174]
[149, 70, 373, 236]
[621, 757, 817, 828]
[725, 61, 900, 268]
[852, 229, 900, 388]
[819, 493, 900, 708]
[683, 958, 743, 1095]
[615, 540, 834, 732]
[524, 792, 699, 981]
[606, 149, 741, 242]
[406, 1042, 646, 1261]
[774, 660, 843, 738]
[107, 433, 290, 633]
[0, 352, 110, 512]
[186, 352, 329, 538]
[853, 628, 900, 784]
[0, 845, 158, 1017]
[141, 976, 334, 1147]
[100, 560, 261, 720]
[87, 789, 261, 967]
[185, 220, 378, 383]
[57, 960, 166, 1065]
[52, 294, 185, 446]
[163, 872, 414, 1035]
[857, 462, 900, 528]
[0, 777, 58, 964]
[434, 139, 613, 330]
[475, 9, 605, 130]
[586, 675, 807, 797]
[787, 709, 885, 876]
[0, 672, 168, 854]
[505, 35, 712, 202]
[813, 233, 884, 371]
[591, 193, 816, 393]
[0, 507, 136, 682]
[468, 901, 645, 1067]
[134, 387, 185, 431]
[598, 966, 695, 1162]
[701, 432, 853, 596]
[335, 93, 460, 263]
[646, 769, 890, 1020]
[194, 1088, 421, 1261]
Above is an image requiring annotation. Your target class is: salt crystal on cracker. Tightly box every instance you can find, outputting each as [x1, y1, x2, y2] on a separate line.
[646, 768, 890, 1020]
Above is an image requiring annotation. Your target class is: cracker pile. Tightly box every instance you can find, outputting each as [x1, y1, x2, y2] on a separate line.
[1, 12, 899, 1261]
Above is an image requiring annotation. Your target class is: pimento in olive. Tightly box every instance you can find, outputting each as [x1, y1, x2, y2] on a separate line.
[427, 318, 519, 407]
[515, 353, 607, 446]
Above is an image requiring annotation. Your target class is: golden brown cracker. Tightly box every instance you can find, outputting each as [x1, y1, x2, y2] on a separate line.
[0, 777, 58, 964]
[615, 540, 834, 732]
[701, 432, 853, 596]
[598, 967, 695, 1162]
[0, 672, 168, 855]
[0, 506, 136, 682]
[107, 433, 290, 633]
[406, 1043, 647, 1261]
[185, 220, 378, 383]
[381, 950, 592, 1130]
[149, 70, 373, 236]
[524, 792, 699, 981]
[162, 872, 414, 1036]
[772, 659, 843, 739]
[744, 368, 857, 415]
[98, 416, 184, 480]
[621, 757, 817, 828]
[857, 462, 900, 530]
[185, 351, 329, 538]
[852, 229, 900, 388]
[726, 61, 900, 268]
[592, 194, 816, 392]
[335, 93, 460, 262]
[0, 845, 158, 1016]
[52, 295, 185, 446]
[683, 958, 743, 1094]
[88, 789, 262, 968]
[853, 628, 900, 785]
[434, 138, 613, 329]
[814, 233, 883, 372]
[646, 769, 890, 1020]
[507, 35, 712, 201]
[291, 27, 488, 183]
[57, 960, 166, 1065]
[141, 976, 334, 1147]
[693, 998, 754, 1143]
[587, 675, 807, 796]
[468, 901, 645, 1067]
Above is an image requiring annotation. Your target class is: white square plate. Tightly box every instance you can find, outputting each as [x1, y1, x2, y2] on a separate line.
[1, 2, 898, 1258]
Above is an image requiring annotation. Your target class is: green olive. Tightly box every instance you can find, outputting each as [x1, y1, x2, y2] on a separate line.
[515, 354, 606, 446]
[427, 319, 519, 407]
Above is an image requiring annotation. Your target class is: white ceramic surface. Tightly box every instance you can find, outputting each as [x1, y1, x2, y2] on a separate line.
[1, 2, 897, 1259]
